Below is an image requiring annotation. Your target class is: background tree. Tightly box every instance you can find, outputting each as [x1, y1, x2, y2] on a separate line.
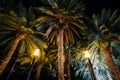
[85, 8, 120, 80]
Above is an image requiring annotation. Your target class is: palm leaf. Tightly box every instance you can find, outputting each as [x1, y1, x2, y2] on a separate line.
[109, 9, 118, 23]
[29, 35, 48, 49]
[70, 21, 86, 31]
[69, 25, 81, 39]
[16, 57, 32, 65]
[31, 16, 50, 26]
[0, 24, 17, 31]
[0, 37, 13, 45]
[35, 7, 54, 16]
[18, 39, 26, 57]
[2, 37, 16, 54]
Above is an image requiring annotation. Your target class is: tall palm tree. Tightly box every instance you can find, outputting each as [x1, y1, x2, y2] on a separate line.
[32, 0, 86, 79]
[0, 4, 47, 75]
[86, 8, 120, 80]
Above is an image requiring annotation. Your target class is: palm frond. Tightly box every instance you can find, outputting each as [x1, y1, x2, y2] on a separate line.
[0, 37, 13, 46]
[35, 7, 54, 16]
[70, 21, 86, 31]
[18, 39, 26, 57]
[29, 35, 48, 49]
[16, 57, 32, 65]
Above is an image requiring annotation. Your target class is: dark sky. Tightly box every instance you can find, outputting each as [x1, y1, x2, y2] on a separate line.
[16, 0, 120, 14]
[0, 0, 119, 16]
[83, 0, 120, 15]
[18, 0, 120, 13]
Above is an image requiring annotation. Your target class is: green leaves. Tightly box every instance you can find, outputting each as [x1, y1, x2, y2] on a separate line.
[29, 35, 47, 49]
[82, 8, 120, 80]
[34, 0, 86, 45]
[16, 57, 32, 65]
[36, 7, 54, 16]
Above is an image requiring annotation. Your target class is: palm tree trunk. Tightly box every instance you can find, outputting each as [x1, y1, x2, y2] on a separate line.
[0, 34, 26, 75]
[87, 59, 96, 80]
[66, 54, 71, 80]
[104, 47, 120, 80]
[67, 62, 71, 80]
[57, 29, 65, 80]
[35, 62, 44, 80]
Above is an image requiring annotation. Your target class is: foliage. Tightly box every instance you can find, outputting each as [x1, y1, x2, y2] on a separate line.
[31, 0, 87, 45]
[73, 8, 120, 80]
[0, 3, 47, 56]
[0, 0, 120, 80]
[0, 3, 47, 77]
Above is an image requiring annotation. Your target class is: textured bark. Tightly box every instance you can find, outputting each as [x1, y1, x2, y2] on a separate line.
[57, 29, 65, 80]
[65, 54, 71, 80]
[104, 47, 120, 80]
[67, 62, 71, 80]
[88, 59, 97, 80]
[35, 62, 44, 80]
[0, 34, 26, 75]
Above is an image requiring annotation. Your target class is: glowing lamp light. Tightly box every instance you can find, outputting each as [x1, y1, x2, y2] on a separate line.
[85, 51, 90, 58]
[34, 49, 40, 57]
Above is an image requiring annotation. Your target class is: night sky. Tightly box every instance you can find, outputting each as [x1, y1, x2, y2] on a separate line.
[83, 0, 120, 15]
[20, 0, 120, 16]
[0, 0, 120, 16]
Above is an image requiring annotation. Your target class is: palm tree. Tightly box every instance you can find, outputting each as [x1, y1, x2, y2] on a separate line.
[35, 45, 57, 80]
[16, 45, 57, 80]
[32, 0, 86, 79]
[72, 41, 111, 80]
[0, 4, 47, 75]
[86, 8, 120, 80]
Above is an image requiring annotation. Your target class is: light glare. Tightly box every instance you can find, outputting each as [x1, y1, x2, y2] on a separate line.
[34, 49, 39, 57]
[85, 51, 90, 58]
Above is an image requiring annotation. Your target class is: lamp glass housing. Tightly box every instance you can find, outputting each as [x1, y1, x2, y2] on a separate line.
[85, 51, 90, 58]
[34, 49, 40, 57]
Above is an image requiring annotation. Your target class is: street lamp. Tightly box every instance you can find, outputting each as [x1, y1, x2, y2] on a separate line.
[27, 49, 40, 80]
[34, 49, 40, 57]
[85, 51, 97, 80]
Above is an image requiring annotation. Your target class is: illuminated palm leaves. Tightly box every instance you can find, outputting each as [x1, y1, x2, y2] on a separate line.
[16, 45, 57, 66]
[0, 4, 47, 75]
[32, 0, 86, 45]
[73, 8, 120, 80]
[89, 8, 120, 67]
[73, 47, 110, 80]
[32, 1, 87, 79]
[16, 36, 47, 65]
[0, 5, 47, 57]
[16, 45, 57, 80]
[86, 8, 120, 79]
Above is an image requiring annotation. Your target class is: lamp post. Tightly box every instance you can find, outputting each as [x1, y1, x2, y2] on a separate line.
[85, 51, 97, 80]
[27, 49, 40, 80]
